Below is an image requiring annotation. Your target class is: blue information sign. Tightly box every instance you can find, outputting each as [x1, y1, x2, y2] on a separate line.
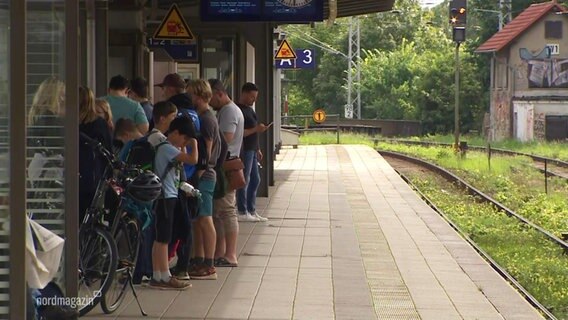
[147, 38, 199, 62]
[201, 0, 261, 21]
[275, 49, 315, 69]
[201, 0, 324, 22]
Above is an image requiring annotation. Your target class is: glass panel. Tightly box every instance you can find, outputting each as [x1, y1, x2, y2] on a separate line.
[202, 38, 234, 98]
[0, 0, 9, 317]
[26, 0, 66, 297]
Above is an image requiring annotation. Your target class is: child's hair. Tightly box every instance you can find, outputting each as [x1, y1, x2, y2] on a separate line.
[152, 101, 177, 123]
[169, 116, 196, 138]
[187, 79, 212, 103]
[114, 118, 138, 138]
[95, 98, 113, 130]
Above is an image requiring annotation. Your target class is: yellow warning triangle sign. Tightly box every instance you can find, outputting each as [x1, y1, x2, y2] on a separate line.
[275, 40, 296, 59]
[153, 4, 195, 40]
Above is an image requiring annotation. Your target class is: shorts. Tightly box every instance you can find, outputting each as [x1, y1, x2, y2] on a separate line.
[197, 178, 216, 218]
[154, 198, 177, 244]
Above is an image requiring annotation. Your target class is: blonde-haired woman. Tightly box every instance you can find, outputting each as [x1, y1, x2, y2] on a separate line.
[79, 86, 112, 220]
[28, 76, 65, 126]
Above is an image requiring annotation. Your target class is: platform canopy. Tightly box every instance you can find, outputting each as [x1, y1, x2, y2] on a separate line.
[153, 0, 395, 19]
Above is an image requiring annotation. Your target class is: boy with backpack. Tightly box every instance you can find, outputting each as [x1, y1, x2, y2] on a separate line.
[149, 115, 198, 290]
[130, 101, 177, 284]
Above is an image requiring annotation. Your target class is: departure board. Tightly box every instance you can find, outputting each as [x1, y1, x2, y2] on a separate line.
[201, 0, 324, 22]
[201, 1, 262, 21]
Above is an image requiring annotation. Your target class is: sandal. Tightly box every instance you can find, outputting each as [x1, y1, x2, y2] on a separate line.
[215, 257, 238, 267]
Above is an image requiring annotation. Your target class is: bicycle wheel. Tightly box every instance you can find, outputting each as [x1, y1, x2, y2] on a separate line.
[101, 215, 141, 314]
[78, 226, 118, 316]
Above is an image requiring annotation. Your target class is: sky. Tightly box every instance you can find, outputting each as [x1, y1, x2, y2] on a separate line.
[420, 0, 445, 8]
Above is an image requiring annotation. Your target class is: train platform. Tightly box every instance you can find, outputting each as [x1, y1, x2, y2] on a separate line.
[85, 145, 542, 320]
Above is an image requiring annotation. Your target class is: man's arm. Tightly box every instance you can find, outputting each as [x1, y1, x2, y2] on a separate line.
[175, 138, 198, 164]
[137, 123, 149, 135]
[223, 131, 235, 144]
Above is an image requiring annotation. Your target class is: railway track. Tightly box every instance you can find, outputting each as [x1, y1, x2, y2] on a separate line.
[380, 150, 560, 320]
[374, 139, 568, 179]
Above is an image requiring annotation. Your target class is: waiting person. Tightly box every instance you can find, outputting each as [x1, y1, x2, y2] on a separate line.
[113, 118, 142, 157]
[149, 116, 198, 290]
[186, 79, 221, 278]
[28, 77, 66, 147]
[102, 74, 149, 134]
[208, 79, 244, 266]
[79, 86, 112, 221]
[133, 101, 178, 285]
[129, 77, 153, 124]
[95, 98, 114, 131]
[155, 73, 199, 278]
[236, 83, 269, 222]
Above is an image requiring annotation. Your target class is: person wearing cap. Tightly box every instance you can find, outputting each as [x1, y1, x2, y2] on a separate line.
[102, 75, 149, 134]
[128, 76, 153, 124]
[155, 73, 193, 112]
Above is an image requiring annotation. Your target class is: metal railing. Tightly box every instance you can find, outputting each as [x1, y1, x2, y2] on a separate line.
[281, 114, 340, 144]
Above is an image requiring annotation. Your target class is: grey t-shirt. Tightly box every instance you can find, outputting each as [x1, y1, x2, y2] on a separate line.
[199, 109, 221, 181]
[217, 101, 244, 158]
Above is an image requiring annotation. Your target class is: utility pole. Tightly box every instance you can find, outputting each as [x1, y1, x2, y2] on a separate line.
[346, 17, 361, 119]
[500, 0, 512, 28]
[454, 42, 461, 149]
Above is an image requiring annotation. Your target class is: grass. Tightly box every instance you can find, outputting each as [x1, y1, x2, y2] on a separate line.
[376, 142, 568, 237]
[299, 131, 376, 148]
[410, 175, 568, 319]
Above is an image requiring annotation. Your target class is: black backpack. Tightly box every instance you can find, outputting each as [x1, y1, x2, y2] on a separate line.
[124, 131, 168, 173]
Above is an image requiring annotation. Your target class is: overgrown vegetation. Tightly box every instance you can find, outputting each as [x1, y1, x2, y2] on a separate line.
[282, 0, 568, 134]
[412, 177, 568, 319]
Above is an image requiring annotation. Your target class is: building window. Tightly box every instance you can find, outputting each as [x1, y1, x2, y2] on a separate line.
[545, 21, 562, 39]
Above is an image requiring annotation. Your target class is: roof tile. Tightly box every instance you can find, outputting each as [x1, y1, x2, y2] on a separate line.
[476, 1, 567, 53]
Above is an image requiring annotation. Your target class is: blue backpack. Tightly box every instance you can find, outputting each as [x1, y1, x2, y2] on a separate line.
[177, 108, 208, 180]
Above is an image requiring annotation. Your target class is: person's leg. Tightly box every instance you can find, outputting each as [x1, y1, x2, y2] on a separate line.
[236, 150, 254, 215]
[223, 190, 239, 263]
[247, 151, 260, 214]
[213, 197, 226, 259]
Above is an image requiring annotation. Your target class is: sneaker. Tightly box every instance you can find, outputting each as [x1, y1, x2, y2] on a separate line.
[173, 271, 190, 281]
[238, 213, 260, 222]
[190, 266, 218, 280]
[160, 277, 191, 290]
[251, 212, 268, 222]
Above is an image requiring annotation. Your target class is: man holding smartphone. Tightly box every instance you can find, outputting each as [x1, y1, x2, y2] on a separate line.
[236, 82, 269, 222]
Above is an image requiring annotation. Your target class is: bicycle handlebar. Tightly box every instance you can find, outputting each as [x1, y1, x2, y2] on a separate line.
[79, 132, 123, 170]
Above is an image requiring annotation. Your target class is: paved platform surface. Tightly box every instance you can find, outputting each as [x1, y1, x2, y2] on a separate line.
[85, 145, 542, 320]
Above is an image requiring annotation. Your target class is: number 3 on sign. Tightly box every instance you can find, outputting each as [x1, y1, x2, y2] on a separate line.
[302, 49, 313, 64]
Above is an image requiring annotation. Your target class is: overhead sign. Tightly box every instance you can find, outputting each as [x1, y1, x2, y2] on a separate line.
[275, 40, 296, 59]
[154, 4, 195, 40]
[275, 49, 315, 69]
[147, 38, 199, 62]
[313, 109, 326, 124]
[200, 0, 324, 22]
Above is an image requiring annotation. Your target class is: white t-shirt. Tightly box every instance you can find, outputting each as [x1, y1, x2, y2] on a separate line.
[147, 128, 167, 147]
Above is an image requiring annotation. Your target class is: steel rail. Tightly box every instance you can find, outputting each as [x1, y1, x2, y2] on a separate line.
[379, 150, 568, 252]
[395, 169, 557, 320]
[374, 138, 568, 168]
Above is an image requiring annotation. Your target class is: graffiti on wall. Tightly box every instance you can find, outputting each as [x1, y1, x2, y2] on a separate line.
[491, 90, 511, 141]
[534, 112, 546, 140]
[527, 59, 568, 88]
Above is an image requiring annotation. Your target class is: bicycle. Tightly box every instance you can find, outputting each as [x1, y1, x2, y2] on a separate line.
[78, 132, 159, 316]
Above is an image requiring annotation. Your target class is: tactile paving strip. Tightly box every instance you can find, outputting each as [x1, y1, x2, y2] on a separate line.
[338, 147, 421, 319]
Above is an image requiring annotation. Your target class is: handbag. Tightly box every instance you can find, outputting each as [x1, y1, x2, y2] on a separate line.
[222, 157, 246, 191]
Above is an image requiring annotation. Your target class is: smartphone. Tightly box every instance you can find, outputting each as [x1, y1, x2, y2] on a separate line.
[266, 122, 274, 127]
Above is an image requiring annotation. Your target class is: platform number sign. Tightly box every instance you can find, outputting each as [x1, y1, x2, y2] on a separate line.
[275, 49, 316, 69]
[313, 109, 326, 124]
[547, 44, 560, 56]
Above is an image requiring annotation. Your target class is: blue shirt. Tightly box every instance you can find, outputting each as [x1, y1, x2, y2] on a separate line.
[154, 142, 181, 199]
